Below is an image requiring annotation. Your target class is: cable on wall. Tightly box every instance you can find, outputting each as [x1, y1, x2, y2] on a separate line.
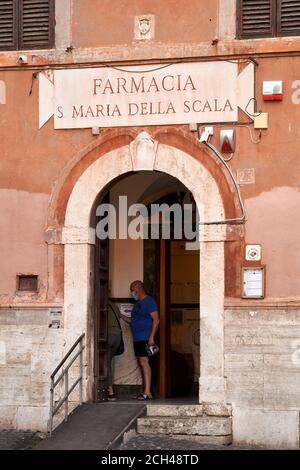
[197, 134, 247, 226]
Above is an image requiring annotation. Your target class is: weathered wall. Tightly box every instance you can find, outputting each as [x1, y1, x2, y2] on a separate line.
[72, 0, 219, 47]
[2, 303, 300, 446]
[0, 308, 64, 431]
[0, 190, 48, 303]
[245, 188, 300, 298]
[225, 308, 300, 448]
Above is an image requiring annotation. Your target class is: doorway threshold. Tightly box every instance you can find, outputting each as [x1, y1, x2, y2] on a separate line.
[105, 396, 199, 405]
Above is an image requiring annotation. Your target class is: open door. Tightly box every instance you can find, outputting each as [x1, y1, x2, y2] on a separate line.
[94, 194, 110, 400]
[158, 238, 200, 398]
[143, 238, 171, 398]
[168, 240, 199, 397]
[159, 239, 171, 398]
[145, 238, 199, 398]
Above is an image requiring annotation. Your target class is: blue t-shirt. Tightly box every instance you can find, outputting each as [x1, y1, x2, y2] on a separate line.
[131, 296, 158, 342]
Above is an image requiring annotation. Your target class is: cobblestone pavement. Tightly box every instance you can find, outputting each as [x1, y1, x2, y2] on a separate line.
[119, 434, 254, 450]
[0, 430, 46, 450]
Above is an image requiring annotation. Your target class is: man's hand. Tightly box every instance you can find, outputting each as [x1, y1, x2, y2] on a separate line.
[148, 310, 159, 346]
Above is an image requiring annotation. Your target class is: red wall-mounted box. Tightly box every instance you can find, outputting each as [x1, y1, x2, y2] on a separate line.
[262, 81, 283, 101]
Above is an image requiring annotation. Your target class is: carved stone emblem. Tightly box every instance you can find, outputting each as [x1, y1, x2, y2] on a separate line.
[139, 17, 151, 36]
[134, 15, 155, 40]
[130, 131, 158, 171]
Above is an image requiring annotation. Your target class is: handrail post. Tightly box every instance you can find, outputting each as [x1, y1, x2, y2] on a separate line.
[79, 338, 83, 406]
[49, 376, 54, 436]
[64, 369, 69, 422]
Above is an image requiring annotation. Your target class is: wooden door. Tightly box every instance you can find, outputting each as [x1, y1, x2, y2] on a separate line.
[94, 196, 110, 400]
[159, 239, 171, 397]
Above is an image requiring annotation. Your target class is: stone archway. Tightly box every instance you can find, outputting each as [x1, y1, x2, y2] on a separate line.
[62, 132, 227, 405]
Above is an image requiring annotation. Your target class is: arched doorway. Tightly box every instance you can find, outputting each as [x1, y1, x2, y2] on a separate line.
[90, 170, 200, 400]
[61, 132, 228, 405]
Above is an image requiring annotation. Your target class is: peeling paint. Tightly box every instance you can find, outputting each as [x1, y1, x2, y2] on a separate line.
[0, 80, 5, 105]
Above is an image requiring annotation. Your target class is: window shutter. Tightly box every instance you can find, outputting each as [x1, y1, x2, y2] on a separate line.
[277, 0, 300, 36]
[237, 0, 276, 38]
[19, 0, 55, 49]
[0, 0, 17, 50]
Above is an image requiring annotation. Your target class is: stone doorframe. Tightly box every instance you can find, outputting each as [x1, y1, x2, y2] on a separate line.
[62, 132, 228, 404]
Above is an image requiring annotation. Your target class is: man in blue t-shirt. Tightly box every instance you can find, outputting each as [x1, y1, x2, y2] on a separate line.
[129, 280, 159, 400]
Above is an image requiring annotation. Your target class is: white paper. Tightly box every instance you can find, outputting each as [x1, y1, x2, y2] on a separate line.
[119, 303, 133, 318]
[243, 269, 263, 298]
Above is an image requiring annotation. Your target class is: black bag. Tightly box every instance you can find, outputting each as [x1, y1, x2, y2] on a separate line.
[115, 334, 125, 356]
[110, 301, 125, 356]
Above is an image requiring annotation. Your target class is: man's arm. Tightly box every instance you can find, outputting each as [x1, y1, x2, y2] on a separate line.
[148, 311, 159, 345]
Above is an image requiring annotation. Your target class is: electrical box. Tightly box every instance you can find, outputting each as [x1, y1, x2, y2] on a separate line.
[254, 112, 268, 129]
[262, 81, 283, 101]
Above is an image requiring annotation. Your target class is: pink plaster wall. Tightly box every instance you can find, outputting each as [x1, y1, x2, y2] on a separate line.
[245, 187, 300, 299]
[0, 189, 48, 303]
[72, 0, 218, 47]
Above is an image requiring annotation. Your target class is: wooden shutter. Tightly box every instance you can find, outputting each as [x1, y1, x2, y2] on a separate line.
[277, 0, 300, 36]
[19, 0, 55, 49]
[237, 0, 276, 38]
[0, 0, 17, 50]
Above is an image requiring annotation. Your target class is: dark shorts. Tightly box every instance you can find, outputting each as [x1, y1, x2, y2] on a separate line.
[133, 341, 148, 357]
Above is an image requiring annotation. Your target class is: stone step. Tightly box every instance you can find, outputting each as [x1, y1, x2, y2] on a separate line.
[137, 416, 232, 439]
[146, 404, 204, 417]
[141, 434, 233, 446]
[146, 403, 232, 417]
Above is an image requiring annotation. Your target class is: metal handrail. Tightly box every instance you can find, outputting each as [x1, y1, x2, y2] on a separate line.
[49, 333, 85, 436]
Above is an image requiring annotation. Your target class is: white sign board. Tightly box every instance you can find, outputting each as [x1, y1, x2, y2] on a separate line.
[242, 267, 264, 298]
[119, 303, 133, 318]
[39, 62, 254, 129]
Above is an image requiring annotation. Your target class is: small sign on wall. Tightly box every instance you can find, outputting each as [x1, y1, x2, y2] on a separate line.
[49, 308, 63, 328]
[237, 168, 255, 185]
[242, 267, 265, 299]
[245, 244, 262, 261]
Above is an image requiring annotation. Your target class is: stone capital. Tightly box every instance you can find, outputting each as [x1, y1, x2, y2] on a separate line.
[45, 227, 62, 244]
[62, 226, 96, 245]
